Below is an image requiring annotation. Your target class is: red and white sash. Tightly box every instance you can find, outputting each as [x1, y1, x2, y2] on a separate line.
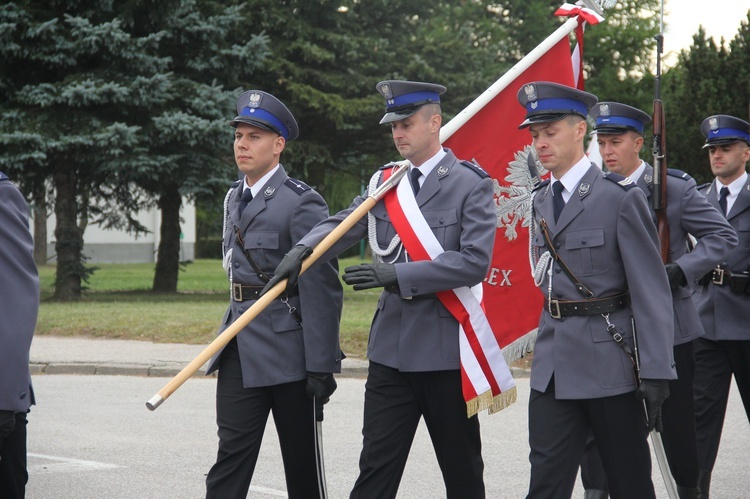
[382, 166, 517, 416]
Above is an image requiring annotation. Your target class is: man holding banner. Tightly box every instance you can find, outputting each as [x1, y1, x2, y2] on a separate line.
[267, 79, 515, 498]
[519, 81, 676, 499]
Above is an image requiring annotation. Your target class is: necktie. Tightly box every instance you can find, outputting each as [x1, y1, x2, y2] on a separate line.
[718, 186, 729, 216]
[411, 168, 422, 196]
[552, 181, 565, 222]
[238, 188, 253, 215]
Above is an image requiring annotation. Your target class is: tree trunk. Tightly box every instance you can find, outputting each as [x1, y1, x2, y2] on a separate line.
[152, 185, 182, 293]
[52, 170, 83, 301]
[32, 184, 47, 266]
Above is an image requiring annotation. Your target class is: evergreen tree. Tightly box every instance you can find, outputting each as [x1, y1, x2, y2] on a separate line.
[118, 0, 270, 292]
[0, 1, 270, 297]
[238, 0, 515, 213]
[0, 1, 169, 300]
[663, 11, 750, 184]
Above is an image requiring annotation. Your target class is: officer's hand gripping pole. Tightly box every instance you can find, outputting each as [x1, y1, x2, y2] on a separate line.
[146, 162, 409, 411]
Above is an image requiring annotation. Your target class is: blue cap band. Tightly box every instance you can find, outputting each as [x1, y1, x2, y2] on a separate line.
[596, 115, 645, 134]
[527, 97, 588, 117]
[387, 91, 441, 110]
[708, 127, 750, 143]
[239, 107, 290, 139]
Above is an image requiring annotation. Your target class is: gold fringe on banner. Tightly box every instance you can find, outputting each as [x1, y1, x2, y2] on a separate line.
[466, 385, 518, 418]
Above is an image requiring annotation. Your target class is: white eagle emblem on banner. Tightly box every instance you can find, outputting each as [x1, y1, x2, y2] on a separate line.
[494, 144, 547, 241]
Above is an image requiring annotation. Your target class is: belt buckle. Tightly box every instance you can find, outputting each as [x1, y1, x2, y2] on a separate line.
[232, 283, 243, 301]
[712, 268, 725, 286]
[548, 299, 562, 319]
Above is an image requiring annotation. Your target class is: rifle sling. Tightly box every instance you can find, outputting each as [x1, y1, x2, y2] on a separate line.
[539, 219, 594, 299]
[539, 220, 638, 377]
[233, 225, 302, 325]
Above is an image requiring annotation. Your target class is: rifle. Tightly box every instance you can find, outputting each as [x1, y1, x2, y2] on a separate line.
[652, 6, 670, 263]
[647, 4, 679, 499]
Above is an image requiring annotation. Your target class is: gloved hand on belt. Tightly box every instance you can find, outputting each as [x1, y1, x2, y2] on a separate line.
[665, 263, 687, 291]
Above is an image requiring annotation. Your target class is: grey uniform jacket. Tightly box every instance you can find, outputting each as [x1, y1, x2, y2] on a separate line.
[206, 166, 343, 387]
[299, 148, 496, 372]
[692, 177, 750, 341]
[637, 166, 737, 345]
[531, 165, 676, 400]
[0, 174, 39, 413]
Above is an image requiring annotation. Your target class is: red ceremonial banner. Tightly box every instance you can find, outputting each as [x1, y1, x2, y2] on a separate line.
[442, 36, 575, 358]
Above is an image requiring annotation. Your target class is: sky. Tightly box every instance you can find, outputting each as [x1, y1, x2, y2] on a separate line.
[662, 0, 749, 60]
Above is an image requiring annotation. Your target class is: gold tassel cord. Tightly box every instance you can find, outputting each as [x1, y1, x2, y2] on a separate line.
[465, 386, 518, 418]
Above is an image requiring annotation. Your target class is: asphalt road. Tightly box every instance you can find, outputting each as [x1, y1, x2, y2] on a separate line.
[25, 374, 750, 498]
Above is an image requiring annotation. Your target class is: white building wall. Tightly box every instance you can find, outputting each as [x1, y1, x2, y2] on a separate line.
[36, 198, 196, 264]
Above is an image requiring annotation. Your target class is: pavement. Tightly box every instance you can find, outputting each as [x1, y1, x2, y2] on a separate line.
[29, 335, 531, 379]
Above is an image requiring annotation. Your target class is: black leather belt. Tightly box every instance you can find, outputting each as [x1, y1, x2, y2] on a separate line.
[544, 292, 630, 319]
[232, 284, 264, 302]
[231, 283, 299, 302]
[708, 268, 749, 293]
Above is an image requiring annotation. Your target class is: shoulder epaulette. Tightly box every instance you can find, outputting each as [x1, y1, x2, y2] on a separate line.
[285, 177, 311, 195]
[697, 182, 710, 191]
[667, 168, 692, 181]
[603, 172, 636, 190]
[379, 161, 405, 171]
[0, 171, 8, 182]
[532, 178, 550, 192]
[230, 179, 241, 189]
[460, 160, 489, 178]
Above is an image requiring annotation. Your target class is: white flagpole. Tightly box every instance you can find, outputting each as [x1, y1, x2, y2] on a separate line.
[440, 17, 579, 143]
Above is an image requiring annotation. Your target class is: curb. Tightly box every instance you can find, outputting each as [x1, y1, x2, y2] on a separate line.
[30, 362, 529, 379]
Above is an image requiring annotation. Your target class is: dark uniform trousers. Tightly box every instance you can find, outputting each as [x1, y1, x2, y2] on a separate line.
[581, 341, 700, 491]
[0, 413, 28, 499]
[527, 378, 654, 499]
[205, 338, 318, 499]
[350, 361, 485, 499]
[693, 337, 750, 472]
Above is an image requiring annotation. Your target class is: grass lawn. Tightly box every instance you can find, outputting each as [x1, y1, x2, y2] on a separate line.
[36, 258, 378, 358]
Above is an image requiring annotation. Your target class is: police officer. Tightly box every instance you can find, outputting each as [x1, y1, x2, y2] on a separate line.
[692, 114, 750, 499]
[265, 80, 496, 498]
[519, 82, 676, 499]
[0, 172, 39, 499]
[204, 91, 343, 499]
[578, 103, 737, 499]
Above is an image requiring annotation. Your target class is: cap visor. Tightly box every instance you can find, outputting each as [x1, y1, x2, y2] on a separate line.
[702, 137, 748, 148]
[380, 109, 419, 125]
[229, 117, 279, 134]
[592, 126, 634, 136]
[518, 113, 568, 130]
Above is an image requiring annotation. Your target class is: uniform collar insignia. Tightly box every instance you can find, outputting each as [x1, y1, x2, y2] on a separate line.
[644, 173, 652, 185]
[437, 165, 449, 178]
[578, 182, 591, 197]
[263, 186, 276, 198]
